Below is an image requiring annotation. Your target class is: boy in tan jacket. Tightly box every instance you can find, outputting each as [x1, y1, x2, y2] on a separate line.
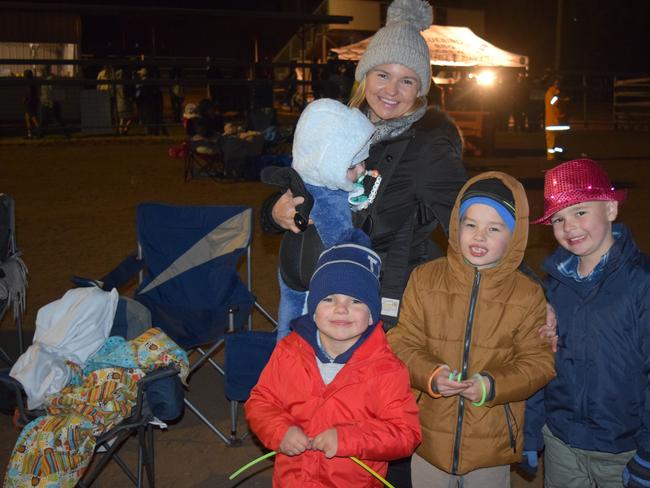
[388, 171, 556, 487]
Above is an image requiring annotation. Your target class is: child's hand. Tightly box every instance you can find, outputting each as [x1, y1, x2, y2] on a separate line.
[460, 374, 491, 403]
[279, 426, 311, 456]
[538, 303, 558, 352]
[311, 428, 338, 459]
[434, 368, 473, 397]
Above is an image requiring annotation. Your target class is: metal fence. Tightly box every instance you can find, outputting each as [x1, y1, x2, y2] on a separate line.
[2, 57, 649, 137]
[613, 77, 650, 130]
[0, 57, 315, 137]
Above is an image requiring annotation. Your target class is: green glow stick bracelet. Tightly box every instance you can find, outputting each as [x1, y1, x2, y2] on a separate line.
[229, 450, 397, 487]
[472, 374, 487, 407]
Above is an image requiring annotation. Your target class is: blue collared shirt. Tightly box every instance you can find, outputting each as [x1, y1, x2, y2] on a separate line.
[556, 231, 621, 282]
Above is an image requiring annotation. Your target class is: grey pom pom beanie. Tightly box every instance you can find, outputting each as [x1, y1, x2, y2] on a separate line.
[355, 0, 433, 96]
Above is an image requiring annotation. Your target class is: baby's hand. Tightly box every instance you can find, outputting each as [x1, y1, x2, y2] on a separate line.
[434, 368, 472, 397]
[460, 375, 491, 403]
[311, 428, 338, 459]
[279, 426, 311, 456]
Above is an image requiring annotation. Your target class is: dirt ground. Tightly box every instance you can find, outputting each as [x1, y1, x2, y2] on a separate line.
[1, 128, 649, 487]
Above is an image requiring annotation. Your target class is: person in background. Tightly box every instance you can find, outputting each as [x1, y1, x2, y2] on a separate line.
[512, 71, 530, 132]
[115, 65, 134, 135]
[38, 66, 69, 138]
[135, 67, 165, 136]
[283, 61, 298, 112]
[22, 69, 40, 139]
[544, 76, 570, 160]
[186, 98, 223, 155]
[149, 67, 168, 136]
[169, 67, 185, 123]
[96, 64, 116, 126]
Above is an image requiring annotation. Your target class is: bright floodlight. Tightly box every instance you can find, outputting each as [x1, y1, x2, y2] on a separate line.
[476, 71, 495, 86]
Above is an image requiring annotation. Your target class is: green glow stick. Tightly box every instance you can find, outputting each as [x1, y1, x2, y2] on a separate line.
[228, 450, 277, 480]
[350, 456, 396, 488]
[229, 451, 398, 488]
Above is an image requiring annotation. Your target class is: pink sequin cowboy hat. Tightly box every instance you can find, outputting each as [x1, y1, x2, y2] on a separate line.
[532, 158, 627, 225]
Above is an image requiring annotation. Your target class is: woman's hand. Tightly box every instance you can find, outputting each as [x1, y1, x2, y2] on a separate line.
[538, 303, 558, 352]
[271, 189, 308, 234]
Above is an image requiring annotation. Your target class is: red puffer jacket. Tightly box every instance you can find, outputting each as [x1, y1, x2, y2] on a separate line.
[245, 322, 421, 487]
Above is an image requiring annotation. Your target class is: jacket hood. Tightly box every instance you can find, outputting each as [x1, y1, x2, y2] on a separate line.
[292, 98, 375, 192]
[447, 171, 529, 280]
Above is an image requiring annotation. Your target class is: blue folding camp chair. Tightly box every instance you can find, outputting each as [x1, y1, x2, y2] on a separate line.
[77, 203, 277, 445]
[0, 194, 28, 366]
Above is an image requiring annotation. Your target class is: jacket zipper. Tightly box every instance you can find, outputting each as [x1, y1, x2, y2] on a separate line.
[451, 269, 481, 474]
[504, 403, 517, 452]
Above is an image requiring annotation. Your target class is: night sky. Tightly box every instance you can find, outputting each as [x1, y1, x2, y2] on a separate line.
[481, 0, 650, 75]
[30, 0, 650, 76]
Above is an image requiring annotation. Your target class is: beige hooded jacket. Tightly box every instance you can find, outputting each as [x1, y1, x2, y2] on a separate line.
[388, 171, 556, 475]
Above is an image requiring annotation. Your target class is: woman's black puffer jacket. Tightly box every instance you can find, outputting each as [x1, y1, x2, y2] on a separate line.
[261, 106, 467, 328]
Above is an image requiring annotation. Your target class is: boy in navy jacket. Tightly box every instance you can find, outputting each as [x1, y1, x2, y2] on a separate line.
[526, 159, 650, 488]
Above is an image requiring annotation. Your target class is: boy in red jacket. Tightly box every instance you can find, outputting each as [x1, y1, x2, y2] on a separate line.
[246, 242, 421, 487]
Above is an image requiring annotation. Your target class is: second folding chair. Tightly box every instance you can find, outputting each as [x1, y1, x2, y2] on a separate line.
[0, 194, 28, 366]
[85, 203, 277, 445]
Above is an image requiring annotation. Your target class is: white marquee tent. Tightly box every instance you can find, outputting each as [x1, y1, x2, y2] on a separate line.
[332, 24, 528, 69]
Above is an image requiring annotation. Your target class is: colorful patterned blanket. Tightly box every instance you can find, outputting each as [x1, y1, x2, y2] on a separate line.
[3, 328, 188, 488]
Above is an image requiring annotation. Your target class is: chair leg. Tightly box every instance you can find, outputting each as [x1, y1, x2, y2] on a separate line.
[138, 424, 156, 488]
[16, 314, 24, 355]
[79, 430, 132, 487]
[184, 398, 231, 445]
[137, 442, 143, 488]
[230, 400, 239, 444]
[147, 424, 155, 488]
[0, 346, 13, 366]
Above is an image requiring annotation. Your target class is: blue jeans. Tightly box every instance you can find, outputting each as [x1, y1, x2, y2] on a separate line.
[277, 272, 307, 342]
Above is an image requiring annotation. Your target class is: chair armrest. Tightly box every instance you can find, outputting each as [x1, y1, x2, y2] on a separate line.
[71, 253, 145, 291]
[131, 366, 182, 422]
[0, 369, 45, 426]
[139, 366, 181, 387]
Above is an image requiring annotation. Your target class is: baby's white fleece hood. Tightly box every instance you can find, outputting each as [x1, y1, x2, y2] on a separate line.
[292, 98, 375, 192]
